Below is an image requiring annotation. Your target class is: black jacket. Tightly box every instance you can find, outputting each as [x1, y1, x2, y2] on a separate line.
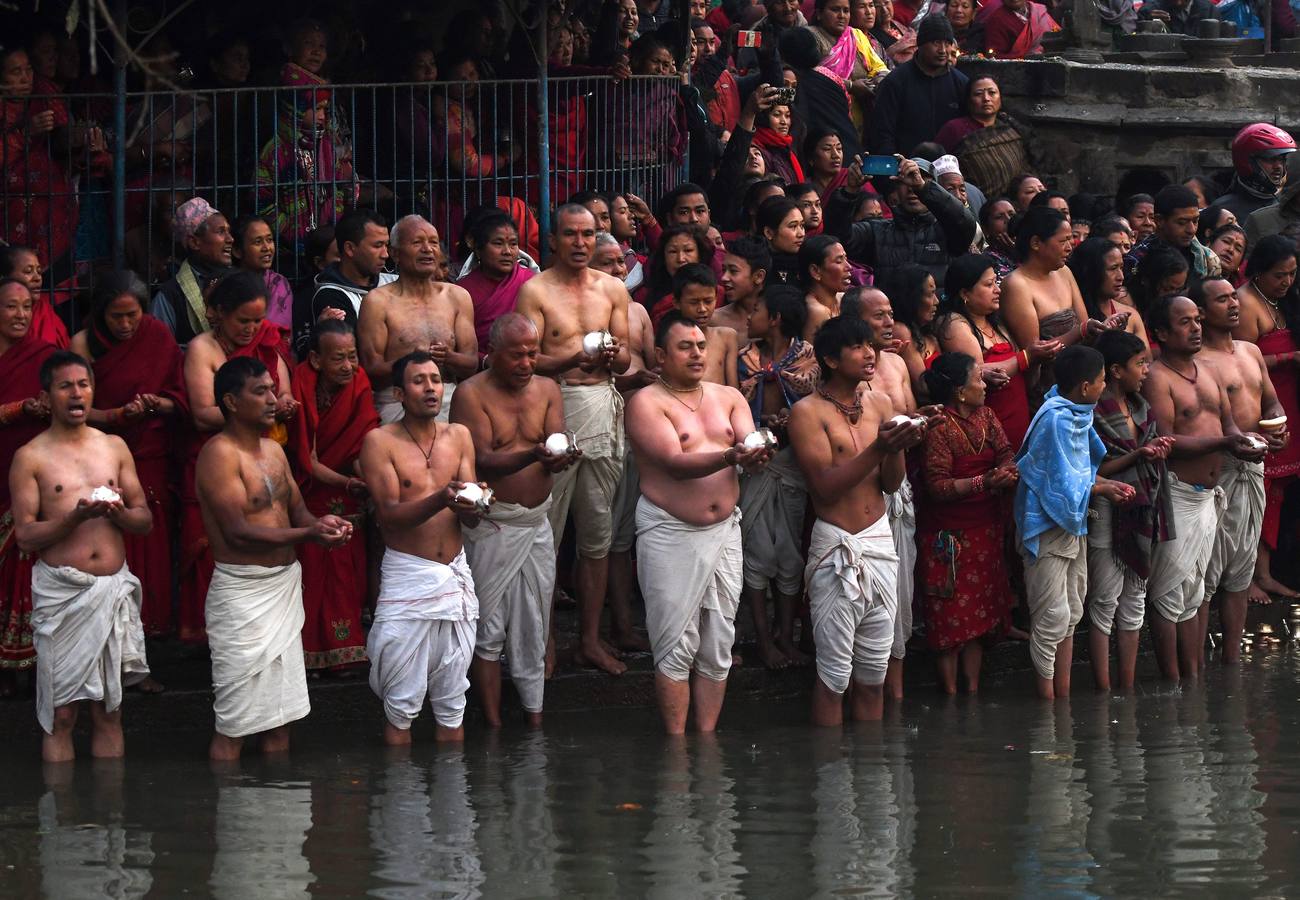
[825, 181, 977, 285]
[869, 60, 968, 156]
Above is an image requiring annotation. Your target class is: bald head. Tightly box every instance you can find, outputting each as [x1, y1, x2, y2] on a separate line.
[489, 311, 539, 350]
[487, 312, 541, 386]
[842, 287, 895, 346]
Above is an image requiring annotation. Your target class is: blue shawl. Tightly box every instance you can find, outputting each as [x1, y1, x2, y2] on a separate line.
[1014, 385, 1107, 560]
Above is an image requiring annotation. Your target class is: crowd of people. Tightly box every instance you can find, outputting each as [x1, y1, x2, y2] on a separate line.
[5, 0, 1300, 764]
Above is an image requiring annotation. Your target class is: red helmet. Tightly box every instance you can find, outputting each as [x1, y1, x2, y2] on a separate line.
[1231, 123, 1297, 177]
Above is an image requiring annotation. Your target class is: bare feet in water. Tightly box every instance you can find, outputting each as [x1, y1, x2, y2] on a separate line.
[1248, 581, 1275, 605]
[575, 639, 627, 675]
[1255, 573, 1299, 600]
[774, 634, 811, 666]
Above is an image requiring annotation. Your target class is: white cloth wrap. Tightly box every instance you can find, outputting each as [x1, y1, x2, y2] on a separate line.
[635, 496, 743, 682]
[31, 562, 149, 734]
[887, 477, 917, 660]
[805, 516, 899, 693]
[739, 446, 809, 596]
[367, 548, 479, 729]
[1147, 477, 1225, 625]
[1204, 457, 1265, 599]
[463, 499, 555, 713]
[547, 381, 626, 558]
[1021, 527, 1086, 679]
[373, 382, 455, 425]
[206, 561, 310, 738]
[609, 448, 641, 554]
[1086, 497, 1147, 635]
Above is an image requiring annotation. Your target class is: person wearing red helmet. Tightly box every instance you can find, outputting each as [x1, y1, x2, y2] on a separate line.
[1210, 123, 1298, 224]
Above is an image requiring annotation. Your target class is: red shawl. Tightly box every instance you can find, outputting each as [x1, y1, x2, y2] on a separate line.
[753, 127, 806, 183]
[460, 264, 536, 349]
[231, 319, 289, 390]
[89, 315, 186, 462]
[288, 360, 379, 489]
[0, 332, 56, 506]
[31, 300, 68, 349]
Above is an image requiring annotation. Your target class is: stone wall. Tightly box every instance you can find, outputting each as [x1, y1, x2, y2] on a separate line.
[956, 58, 1300, 198]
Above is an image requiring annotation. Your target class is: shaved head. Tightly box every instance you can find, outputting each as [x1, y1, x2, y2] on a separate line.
[489, 311, 539, 350]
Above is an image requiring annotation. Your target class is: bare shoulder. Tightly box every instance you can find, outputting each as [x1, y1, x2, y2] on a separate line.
[934, 312, 969, 342]
[514, 276, 548, 309]
[710, 324, 737, 344]
[439, 282, 474, 307]
[455, 369, 488, 397]
[364, 281, 396, 305]
[867, 389, 895, 418]
[627, 384, 665, 417]
[69, 330, 89, 357]
[10, 434, 46, 471]
[196, 432, 236, 468]
[535, 374, 562, 404]
[1238, 339, 1267, 364]
[186, 332, 221, 364]
[707, 381, 746, 408]
[790, 390, 825, 424]
[363, 423, 401, 451]
[261, 436, 291, 466]
[629, 301, 652, 327]
[101, 431, 133, 458]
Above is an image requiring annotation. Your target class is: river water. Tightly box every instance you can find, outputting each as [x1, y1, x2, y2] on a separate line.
[2, 653, 1299, 898]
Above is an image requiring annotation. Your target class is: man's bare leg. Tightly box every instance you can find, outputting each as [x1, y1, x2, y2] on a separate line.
[1177, 618, 1202, 679]
[607, 551, 650, 652]
[260, 725, 291, 755]
[471, 655, 504, 728]
[744, 585, 787, 669]
[935, 650, 958, 695]
[1151, 616, 1181, 680]
[574, 555, 626, 674]
[655, 673, 691, 735]
[43, 704, 78, 763]
[1116, 629, 1140, 690]
[1089, 628, 1112, 692]
[773, 590, 810, 665]
[434, 723, 465, 743]
[209, 733, 244, 761]
[849, 681, 885, 721]
[884, 659, 904, 702]
[691, 675, 727, 733]
[1255, 544, 1300, 598]
[1036, 674, 1055, 700]
[89, 703, 125, 759]
[959, 640, 983, 694]
[1052, 636, 1074, 698]
[382, 722, 412, 746]
[811, 679, 844, 727]
[1220, 589, 1248, 664]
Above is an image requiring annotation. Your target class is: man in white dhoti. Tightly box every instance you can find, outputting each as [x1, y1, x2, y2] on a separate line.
[452, 314, 580, 727]
[516, 204, 632, 676]
[626, 312, 770, 734]
[1194, 277, 1287, 664]
[357, 215, 477, 425]
[1144, 294, 1261, 681]
[196, 357, 353, 760]
[11, 351, 154, 762]
[361, 351, 485, 744]
[789, 316, 925, 724]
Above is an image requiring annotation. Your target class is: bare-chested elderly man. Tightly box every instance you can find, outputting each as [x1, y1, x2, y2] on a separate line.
[627, 311, 771, 734]
[515, 203, 632, 675]
[451, 314, 581, 728]
[11, 351, 153, 762]
[358, 215, 478, 424]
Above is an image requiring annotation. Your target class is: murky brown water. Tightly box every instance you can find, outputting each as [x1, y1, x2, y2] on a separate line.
[1, 654, 1299, 898]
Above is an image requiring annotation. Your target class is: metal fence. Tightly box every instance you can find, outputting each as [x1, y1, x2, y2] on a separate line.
[0, 74, 688, 325]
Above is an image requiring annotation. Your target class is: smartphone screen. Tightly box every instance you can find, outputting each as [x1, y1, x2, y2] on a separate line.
[860, 155, 900, 177]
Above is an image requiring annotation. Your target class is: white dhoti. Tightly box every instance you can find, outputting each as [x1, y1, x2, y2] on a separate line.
[609, 449, 641, 554]
[887, 477, 917, 660]
[805, 516, 899, 693]
[206, 561, 310, 738]
[1147, 477, 1225, 625]
[547, 381, 625, 558]
[1086, 498, 1148, 635]
[463, 498, 555, 713]
[367, 548, 478, 729]
[739, 446, 808, 597]
[31, 562, 149, 735]
[1204, 457, 1265, 600]
[1021, 526, 1086, 679]
[636, 496, 743, 682]
[374, 382, 456, 425]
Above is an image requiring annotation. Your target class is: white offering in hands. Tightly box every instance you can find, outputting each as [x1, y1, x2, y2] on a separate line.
[90, 486, 121, 504]
[889, 413, 926, 428]
[582, 331, 616, 356]
[1245, 435, 1269, 452]
[545, 432, 574, 456]
[742, 428, 778, 450]
[455, 482, 495, 512]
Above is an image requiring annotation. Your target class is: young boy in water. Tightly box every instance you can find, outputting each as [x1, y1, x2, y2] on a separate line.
[672, 263, 738, 388]
[1015, 346, 1135, 700]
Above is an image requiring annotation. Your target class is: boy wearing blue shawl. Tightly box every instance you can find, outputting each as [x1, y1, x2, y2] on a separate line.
[1015, 346, 1136, 700]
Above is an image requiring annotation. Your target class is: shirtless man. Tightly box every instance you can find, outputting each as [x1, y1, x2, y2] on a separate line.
[1192, 278, 1287, 662]
[627, 312, 770, 734]
[361, 351, 483, 743]
[11, 352, 152, 762]
[789, 316, 927, 725]
[358, 215, 478, 424]
[713, 236, 771, 346]
[451, 315, 580, 727]
[673, 262, 738, 388]
[1143, 295, 1262, 681]
[196, 357, 353, 760]
[515, 204, 632, 675]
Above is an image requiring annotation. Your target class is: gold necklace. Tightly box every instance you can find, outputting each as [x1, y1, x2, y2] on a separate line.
[658, 377, 703, 412]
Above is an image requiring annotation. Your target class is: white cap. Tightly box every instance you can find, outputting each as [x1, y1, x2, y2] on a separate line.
[933, 154, 962, 179]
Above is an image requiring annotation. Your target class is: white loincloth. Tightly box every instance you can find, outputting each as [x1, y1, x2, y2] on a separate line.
[1147, 476, 1225, 625]
[206, 561, 310, 738]
[547, 381, 625, 558]
[1086, 497, 1147, 635]
[367, 548, 478, 729]
[31, 562, 149, 734]
[887, 477, 917, 660]
[463, 498, 555, 713]
[805, 515, 899, 693]
[635, 496, 743, 682]
[1204, 457, 1265, 599]
[374, 382, 456, 425]
[609, 448, 641, 554]
[739, 446, 809, 597]
[1021, 526, 1086, 679]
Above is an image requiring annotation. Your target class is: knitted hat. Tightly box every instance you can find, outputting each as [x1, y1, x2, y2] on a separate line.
[933, 155, 962, 179]
[174, 197, 220, 243]
[916, 14, 957, 45]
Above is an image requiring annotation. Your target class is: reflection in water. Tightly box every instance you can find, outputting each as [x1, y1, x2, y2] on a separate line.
[1018, 703, 1095, 895]
[1143, 689, 1221, 887]
[1206, 671, 1267, 891]
[369, 751, 482, 899]
[474, 733, 557, 899]
[1082, 693, 1148, 897]
[38, 764, 153, 900]
[210, 783, 314, 899]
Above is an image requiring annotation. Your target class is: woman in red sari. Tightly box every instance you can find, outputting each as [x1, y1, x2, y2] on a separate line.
[1234, 235, 1300, 599]
[289, 320, 379, 671]
[69, 271, 186, 638]
[0, 279, 56, 691]
[0, 245, 67, 348]
[457, 212, 537, 352]
[179, 272, 295, 642]
[917, 351, 1018, 694]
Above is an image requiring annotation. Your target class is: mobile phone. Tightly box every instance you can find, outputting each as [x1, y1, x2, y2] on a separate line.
[859, 154, 900, 177]
[773, 85, 797, 105]
[738, 30, 763, 48]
